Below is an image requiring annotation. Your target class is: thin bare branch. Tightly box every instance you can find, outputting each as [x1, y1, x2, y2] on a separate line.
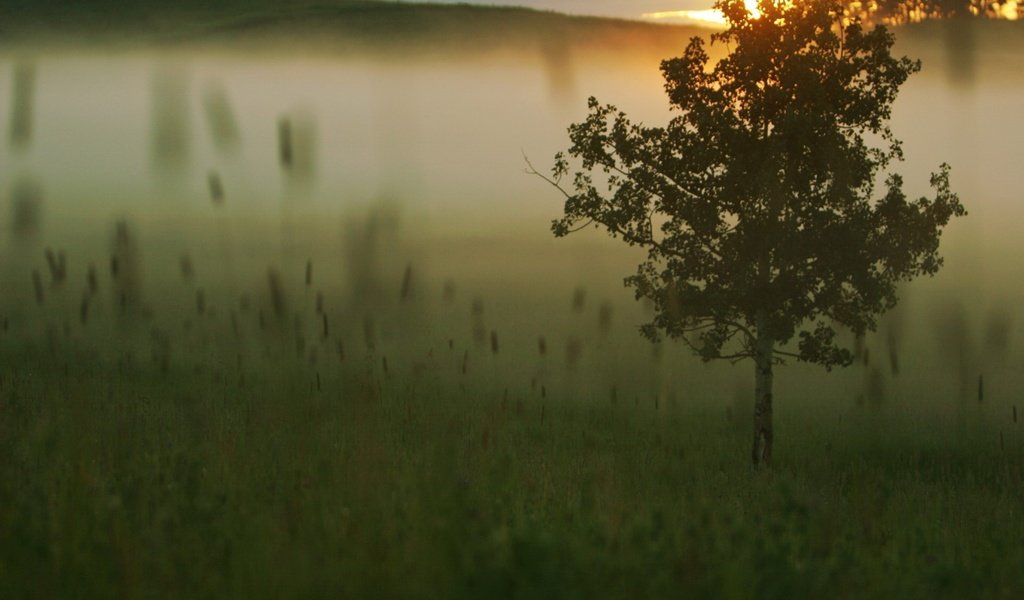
[523, 153, 571, 199]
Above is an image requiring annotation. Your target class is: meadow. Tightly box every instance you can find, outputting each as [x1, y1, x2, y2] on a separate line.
[2, 2, 1024, 597]
[0, 227, 1021, 598]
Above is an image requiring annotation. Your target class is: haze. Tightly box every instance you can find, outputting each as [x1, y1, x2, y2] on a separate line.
[2, 4, 1023, 596]
[399, 0, 711, 19]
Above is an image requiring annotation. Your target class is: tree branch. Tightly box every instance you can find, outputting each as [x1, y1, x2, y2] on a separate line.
[773, 349, 802, 360]
[523, 153, 571, 199]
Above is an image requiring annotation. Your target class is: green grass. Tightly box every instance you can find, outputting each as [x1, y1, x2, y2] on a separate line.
[1, 4, 1023, 594]
[1, 327, 1021, 599]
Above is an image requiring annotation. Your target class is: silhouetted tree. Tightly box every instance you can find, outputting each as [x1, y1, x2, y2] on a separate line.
[845, 0, 1016, 23]
[533, 0, 964, 466]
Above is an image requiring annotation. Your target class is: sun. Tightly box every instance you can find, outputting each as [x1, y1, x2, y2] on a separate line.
[642, 0, 762, 27]
[645, 0, 1018, 25]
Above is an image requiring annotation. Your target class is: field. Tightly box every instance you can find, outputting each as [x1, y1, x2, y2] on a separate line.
[2, 1, 1024, 598]
[0, 245, 1021, 599]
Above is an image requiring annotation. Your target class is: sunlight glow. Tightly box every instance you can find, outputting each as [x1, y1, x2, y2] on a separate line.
[643, 0, 1018, 25]
[997, 0, 1019, 20]
[642, 0, 761, 28]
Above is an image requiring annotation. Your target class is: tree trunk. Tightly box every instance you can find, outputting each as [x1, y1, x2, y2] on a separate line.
[752, 314, 775, 467]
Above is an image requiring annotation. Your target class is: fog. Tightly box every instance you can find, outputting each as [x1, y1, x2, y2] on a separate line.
[400, 0, 712, 19]
[1, 22, 1022, 428]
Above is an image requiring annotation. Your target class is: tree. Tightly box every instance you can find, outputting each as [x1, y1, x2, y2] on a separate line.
[858, 0, 1018, 24]
[532, 0, 964, 466]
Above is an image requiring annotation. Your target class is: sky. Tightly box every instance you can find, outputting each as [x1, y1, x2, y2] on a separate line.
[399, 0, 712, 21]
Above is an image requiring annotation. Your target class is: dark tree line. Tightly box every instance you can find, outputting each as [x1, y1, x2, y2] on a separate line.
[844, 0, 1018, 24]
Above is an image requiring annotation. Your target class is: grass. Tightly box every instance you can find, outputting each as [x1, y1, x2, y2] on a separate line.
[0, 306, 1021, 598]
[0, 203, 1018, 600]
[1, 3, 1023, 595]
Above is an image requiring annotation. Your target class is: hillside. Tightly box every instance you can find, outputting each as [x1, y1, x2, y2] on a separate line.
[0, 0, 703, 58]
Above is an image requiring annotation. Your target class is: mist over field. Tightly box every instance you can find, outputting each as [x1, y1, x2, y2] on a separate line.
[1, 3, 1023, 597]
[399, 0, 711, 19]
[2, 19, 1022, 413]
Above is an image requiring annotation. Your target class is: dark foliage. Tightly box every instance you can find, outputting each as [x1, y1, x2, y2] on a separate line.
[541, 0, 964, 370]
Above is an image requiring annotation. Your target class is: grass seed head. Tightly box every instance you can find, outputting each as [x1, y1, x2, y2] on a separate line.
[180, 255, 194, 281]
[45, 248, 60, 283]
[9, 62, 36, 149]
[208, 171, 225, 205]
[572, 287, 586, 313]
[267, 269, 286, 319]
[598, 302, 613, 334]
[202, 83, 241, 153]
[566, 336, 583, 370]
[87, 264, 98, 294]
[11, 177, 42, 237]
[278, 117, 294, 168]
[400, 264, 413, 302]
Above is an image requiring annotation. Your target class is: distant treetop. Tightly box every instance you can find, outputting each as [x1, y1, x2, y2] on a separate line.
[845, 0, 1018, 24]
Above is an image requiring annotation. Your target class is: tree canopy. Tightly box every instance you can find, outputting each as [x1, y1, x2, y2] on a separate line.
[848, 0, 1019, 24]
[536, 0, 965, 464]
[541, 0, 964, 371]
